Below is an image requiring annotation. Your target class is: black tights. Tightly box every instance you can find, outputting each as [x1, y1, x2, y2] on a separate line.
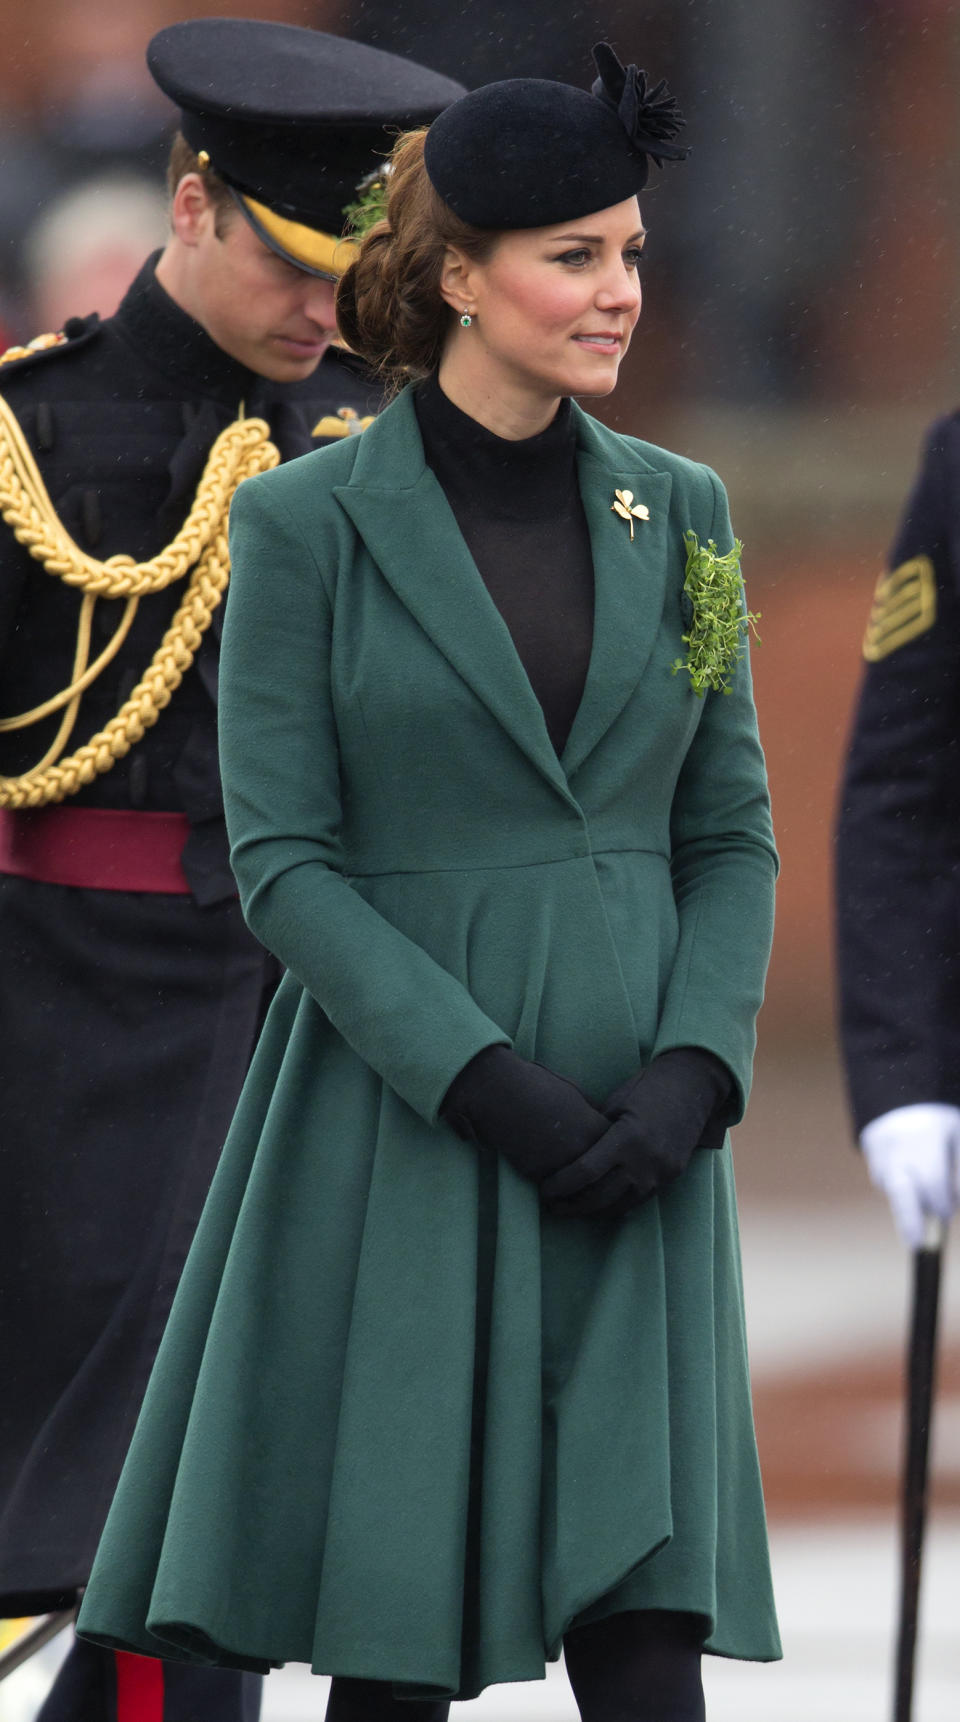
[564, 1609, 706, 1722]
[324, 1608, 705, 1722]
[324, 1679, 449, 1722]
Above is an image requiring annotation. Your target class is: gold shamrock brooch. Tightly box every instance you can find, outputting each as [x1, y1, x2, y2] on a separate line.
[612, 488, 649, 540]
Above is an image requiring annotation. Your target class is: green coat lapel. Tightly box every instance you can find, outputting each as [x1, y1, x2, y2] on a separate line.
[333, 389, 674, 795]
[334, 390, 575, 803]
[562, 409, 674, 779]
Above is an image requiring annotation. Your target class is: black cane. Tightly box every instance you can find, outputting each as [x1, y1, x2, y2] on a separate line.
[892, 1215, 946, 1722]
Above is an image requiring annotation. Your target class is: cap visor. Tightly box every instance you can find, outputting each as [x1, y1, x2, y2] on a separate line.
[234, 190, 358, 280]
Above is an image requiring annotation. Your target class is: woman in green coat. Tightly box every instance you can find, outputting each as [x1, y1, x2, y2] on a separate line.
[78, 46, 780, 1720]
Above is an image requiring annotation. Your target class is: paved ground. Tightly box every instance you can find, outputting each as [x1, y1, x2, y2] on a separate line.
[4, 1193, 958, 1721]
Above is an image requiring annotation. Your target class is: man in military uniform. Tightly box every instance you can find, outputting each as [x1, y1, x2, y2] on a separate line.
[0, 19, 462, 1721]
[836, 414, 960, 1246]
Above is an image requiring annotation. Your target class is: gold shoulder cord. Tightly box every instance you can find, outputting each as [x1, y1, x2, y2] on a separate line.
[0, 394, 280, 808]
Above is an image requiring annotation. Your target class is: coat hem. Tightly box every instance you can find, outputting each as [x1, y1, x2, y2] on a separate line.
[545, 1526, 672, 1656]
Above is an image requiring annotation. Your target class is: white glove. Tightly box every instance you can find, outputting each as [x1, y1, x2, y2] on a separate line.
[860, 1103, 960, 1249]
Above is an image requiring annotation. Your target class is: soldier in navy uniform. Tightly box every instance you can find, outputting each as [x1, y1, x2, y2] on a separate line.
[836, 415, 960, 1247]
[0, 19, 462, 1721]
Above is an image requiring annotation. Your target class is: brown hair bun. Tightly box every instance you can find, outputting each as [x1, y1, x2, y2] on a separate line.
[336, 129, 495, 393]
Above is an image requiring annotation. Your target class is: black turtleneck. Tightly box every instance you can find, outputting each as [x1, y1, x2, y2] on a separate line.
[414, 373, 594, 758]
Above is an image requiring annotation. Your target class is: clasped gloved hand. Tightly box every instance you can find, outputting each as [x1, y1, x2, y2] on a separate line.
[541, 1047, 734, 1217]
[441, 1043, 608, 1182]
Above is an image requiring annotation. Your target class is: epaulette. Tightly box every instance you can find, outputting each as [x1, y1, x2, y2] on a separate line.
[312, 405, 376, 439]
[0, 314, 101, 377]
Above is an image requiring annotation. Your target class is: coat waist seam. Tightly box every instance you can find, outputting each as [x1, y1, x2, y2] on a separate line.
[343, 845, 671, 880]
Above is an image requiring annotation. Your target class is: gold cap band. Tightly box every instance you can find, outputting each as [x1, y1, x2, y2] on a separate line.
[239, 193, 358, 280]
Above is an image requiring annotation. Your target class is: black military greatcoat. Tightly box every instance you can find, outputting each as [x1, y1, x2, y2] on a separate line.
[0, 255, 380, 1612]
[836, 412, 960, 1133]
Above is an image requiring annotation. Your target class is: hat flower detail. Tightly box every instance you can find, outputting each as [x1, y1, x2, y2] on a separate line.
[591, 43, 689, 166]
[671, 531, 760, 696]
[612, 488, 649, 540]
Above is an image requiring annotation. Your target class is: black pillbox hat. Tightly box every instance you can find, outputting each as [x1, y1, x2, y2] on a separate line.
[424, 43, 688, 231]
[148, 19, 464, 274]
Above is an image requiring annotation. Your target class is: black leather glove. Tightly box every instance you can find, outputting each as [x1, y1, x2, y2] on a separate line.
[441, 1044, 608, 1182]
[540, 1047, 734, 1217]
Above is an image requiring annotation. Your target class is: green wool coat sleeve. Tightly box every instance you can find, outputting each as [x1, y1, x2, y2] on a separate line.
[650, 469, 777, 1119]
[221, 477, 510, 1126]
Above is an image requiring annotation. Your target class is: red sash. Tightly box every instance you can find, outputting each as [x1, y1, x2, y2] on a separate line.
[0, 806, 192, 893]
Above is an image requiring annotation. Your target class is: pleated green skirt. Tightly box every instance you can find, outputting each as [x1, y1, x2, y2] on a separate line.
[78, 855, 781, 1698]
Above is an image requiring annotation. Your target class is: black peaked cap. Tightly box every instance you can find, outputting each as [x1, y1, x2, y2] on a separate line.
[424, 44, 687, 230]
[149, 19, 465, 233]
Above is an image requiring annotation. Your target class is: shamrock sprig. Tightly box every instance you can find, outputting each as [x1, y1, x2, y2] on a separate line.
[671, 530, 760, 696]
[342, 169, 391, 239]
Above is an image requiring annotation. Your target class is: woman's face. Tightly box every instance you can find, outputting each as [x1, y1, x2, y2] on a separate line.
[444, 196, 645, 411]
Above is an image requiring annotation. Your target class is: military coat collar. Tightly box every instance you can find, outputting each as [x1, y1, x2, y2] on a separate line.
[111, 254, 262, 404]
[332, 385, 674, 794]
[112, 253, 353, 418]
